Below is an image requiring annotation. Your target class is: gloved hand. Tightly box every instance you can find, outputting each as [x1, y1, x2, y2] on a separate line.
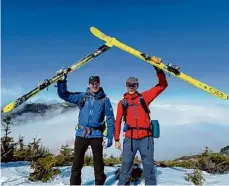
[104, 138, 113, 149]
[153, 65, 163, 73]
[56, 67, 70, 81]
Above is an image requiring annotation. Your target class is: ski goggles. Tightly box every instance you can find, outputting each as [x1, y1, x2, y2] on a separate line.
[126, 82, 138, 88]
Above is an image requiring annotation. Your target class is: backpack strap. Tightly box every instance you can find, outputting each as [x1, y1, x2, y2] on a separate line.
[121, 98, 129, 123]
[139, 95, 151, 120]
[78, 92, 89, 110]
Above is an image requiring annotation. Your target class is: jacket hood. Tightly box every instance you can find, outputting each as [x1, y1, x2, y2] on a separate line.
[86, 87, 106, 99]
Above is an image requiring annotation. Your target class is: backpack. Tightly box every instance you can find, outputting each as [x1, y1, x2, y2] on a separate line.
[121, 94, 153, 152]
[78, 92, 108, 137]
[121, 94, 151, 122]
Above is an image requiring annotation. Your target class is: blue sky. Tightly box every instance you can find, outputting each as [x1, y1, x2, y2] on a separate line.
[2, 0, 229, 160]
[2, 0, 229, 106]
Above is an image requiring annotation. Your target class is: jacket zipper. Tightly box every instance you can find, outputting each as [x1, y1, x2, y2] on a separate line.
[88, 96, 95, 125]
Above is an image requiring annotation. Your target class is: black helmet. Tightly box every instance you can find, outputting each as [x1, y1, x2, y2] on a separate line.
[89, 76, 100, 84]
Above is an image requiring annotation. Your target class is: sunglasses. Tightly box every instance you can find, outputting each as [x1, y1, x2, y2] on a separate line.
[126, 83, 138, 87]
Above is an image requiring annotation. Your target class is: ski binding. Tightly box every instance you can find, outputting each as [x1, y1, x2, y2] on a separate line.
[38, 79, 51, 89]
[166, 63, 180, 75]
[140, 53, 152, 60]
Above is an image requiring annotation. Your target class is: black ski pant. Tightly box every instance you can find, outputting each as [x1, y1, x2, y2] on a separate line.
[70, 136, 106, 185]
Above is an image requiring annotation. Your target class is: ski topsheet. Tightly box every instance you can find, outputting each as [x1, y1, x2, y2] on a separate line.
[90, 26, 228, 100]
[2, 44, 112, 113]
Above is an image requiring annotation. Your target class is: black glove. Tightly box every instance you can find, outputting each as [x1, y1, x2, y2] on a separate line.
[153, 65, 163, 73]
[56, 67, 70, 81]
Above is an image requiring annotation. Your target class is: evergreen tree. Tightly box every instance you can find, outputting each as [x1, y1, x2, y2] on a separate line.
[220, 145, 229, 156]
[1, 116, 15, 162]
[184, 169, 205, 185]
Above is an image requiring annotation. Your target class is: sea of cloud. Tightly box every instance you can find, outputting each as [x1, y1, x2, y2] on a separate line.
[1, 85, 229, 160]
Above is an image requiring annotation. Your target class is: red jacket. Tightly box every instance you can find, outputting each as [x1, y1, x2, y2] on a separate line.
[114, 72, 168, 141]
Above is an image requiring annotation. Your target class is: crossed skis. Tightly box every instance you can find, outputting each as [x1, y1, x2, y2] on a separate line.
[2, 27, 228, 113]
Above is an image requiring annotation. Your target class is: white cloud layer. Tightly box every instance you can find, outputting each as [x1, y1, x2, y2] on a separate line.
[149, 104, 229, 126]
[5, 101, 229, 160]
[2, 84, 229, 160]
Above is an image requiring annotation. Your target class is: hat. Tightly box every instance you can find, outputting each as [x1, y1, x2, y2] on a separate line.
[89, 76, 100, 84]
[126, 77, 138, 84]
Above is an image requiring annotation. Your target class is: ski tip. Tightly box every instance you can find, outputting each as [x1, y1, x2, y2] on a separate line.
[90, 26, 99, 36]
[209, 91, 228, 100]
[216, 91, 228, 100]
[1, 101, 16, 113]
[90, 26, 96, 32]
[90, 26, 112, 42]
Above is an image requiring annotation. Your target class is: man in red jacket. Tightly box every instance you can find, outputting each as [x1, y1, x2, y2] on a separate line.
[114, 65, 168, 185]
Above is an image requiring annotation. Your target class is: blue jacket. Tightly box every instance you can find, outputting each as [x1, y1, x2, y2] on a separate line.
[57, 80, 115, 140]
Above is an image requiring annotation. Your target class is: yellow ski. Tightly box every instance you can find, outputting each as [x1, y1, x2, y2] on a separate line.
[1, 44, 113, 113]
[90, 26, 228, 100]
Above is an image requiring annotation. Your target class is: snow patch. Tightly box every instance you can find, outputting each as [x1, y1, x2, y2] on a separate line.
[1, 162, 229, 185]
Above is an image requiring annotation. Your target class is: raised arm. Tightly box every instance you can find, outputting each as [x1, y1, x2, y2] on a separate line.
[57, 79, 83, 105]
[142, 68, 168, 105]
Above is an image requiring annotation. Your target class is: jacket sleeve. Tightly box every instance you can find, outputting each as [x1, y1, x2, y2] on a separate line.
[57, 80, 82, 105]
[142, 71, 168, 105]
[104, 97, 115, 140]
[114, 101, 124, 141]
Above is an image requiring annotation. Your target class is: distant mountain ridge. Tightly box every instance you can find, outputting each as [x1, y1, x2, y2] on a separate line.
[1, 102, 78, 121]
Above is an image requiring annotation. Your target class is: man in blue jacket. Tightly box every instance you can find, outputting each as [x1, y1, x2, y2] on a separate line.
[56, 68, 115, 185]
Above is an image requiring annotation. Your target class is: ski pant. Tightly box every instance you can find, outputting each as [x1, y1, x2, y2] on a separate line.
[70, 136, 106, 185]
[118, 136, 157, 185]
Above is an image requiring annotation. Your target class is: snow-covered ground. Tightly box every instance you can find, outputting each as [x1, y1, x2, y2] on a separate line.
[1, 162, 229, 185]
